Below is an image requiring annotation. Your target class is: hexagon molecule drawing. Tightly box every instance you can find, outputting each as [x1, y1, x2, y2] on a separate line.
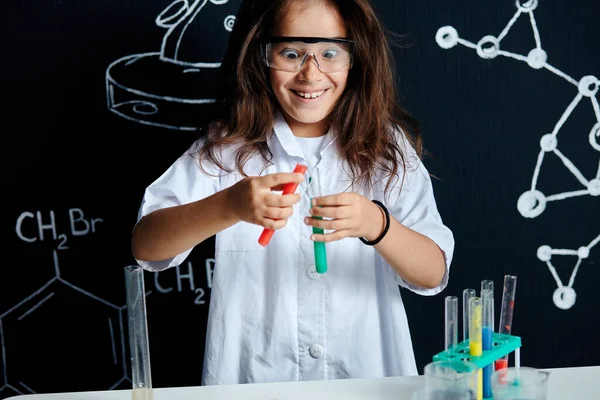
[435, 0, 599, 310]
[0, 251, 130, 397]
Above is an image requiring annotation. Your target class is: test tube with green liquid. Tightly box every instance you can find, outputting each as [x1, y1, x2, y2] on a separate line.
[308, 172, 327, 273]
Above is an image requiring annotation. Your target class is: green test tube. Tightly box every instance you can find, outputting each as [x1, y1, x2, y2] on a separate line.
[311, 215, 328, 273]
[308, 174, 327, 274]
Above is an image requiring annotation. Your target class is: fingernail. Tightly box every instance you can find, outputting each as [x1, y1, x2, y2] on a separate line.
[304, 217, 309, 224]
[310, 235, 315, 241]
[311, 199, 316, 206]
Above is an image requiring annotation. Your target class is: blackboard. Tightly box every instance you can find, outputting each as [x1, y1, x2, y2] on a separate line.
[2, 0, 599, 397]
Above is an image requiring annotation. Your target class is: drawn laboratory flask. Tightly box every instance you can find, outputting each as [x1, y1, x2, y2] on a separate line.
[158, 0, 237, 67]
[106, 0, 240, 131]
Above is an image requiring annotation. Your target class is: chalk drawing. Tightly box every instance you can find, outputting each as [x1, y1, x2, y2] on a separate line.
[536, 233, 600, 309]
[0, 251, 135, 395]
[2, 207, 214, 397]
[152, 258, 215, 305]
[435, 0, 599, 309]
[105, 0, 239, 131]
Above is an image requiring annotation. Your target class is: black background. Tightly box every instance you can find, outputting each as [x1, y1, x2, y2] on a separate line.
[1, 0, 599, 397]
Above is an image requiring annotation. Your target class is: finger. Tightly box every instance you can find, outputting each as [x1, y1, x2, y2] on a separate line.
[310, 229, 350, 243]
[260, 217, 288, 230]
[260, 172, 305, 190]
[310, 205, 352, 219]
[312, 193, 354, 207]
[304, 216, 349, 231]
[265, 206, 294, 220]
[265, 193, 301, 207]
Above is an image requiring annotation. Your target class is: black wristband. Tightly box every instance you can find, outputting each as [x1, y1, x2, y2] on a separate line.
[359, 200, 390, 246]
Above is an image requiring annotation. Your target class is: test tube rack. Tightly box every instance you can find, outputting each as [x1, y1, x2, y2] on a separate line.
[432, 332, 521, 400]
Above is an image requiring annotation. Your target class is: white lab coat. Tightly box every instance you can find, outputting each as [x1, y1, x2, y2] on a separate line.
[135, 112, 454, 385]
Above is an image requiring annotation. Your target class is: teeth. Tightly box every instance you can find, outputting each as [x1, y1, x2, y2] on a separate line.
[296, 90, 325, 99]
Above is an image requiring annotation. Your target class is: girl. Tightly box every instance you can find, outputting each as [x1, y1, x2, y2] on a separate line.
[131, 0, 454, 385]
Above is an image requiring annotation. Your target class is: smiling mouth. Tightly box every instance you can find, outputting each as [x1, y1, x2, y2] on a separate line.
[291, 89, 328, 99]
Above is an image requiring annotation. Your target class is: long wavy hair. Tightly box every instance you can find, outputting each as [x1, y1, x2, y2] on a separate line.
[196, 0, 423, 194]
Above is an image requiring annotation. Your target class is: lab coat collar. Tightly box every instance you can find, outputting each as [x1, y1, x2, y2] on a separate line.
[273, 110, 304, 159]
[272, 109, 338, 161]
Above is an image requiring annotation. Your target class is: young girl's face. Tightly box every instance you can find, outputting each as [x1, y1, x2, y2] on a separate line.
[269, 2, 349, 136]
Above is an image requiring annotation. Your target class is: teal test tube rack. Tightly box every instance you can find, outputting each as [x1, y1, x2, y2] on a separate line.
[432, 333, 522, 400]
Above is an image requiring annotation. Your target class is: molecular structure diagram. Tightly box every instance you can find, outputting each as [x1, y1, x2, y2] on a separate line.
[0, 250, 132, 397]
[435, 0, 599, 310]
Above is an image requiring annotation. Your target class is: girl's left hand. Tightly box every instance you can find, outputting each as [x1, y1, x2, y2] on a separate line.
[305, 193, 384, 243]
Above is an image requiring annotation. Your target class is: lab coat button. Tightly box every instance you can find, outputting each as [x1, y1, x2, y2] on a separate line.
[309, 344, 324, 359]
[306, 264, 320, 280]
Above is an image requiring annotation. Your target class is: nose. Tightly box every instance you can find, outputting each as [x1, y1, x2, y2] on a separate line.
[298, 53, 322, 83]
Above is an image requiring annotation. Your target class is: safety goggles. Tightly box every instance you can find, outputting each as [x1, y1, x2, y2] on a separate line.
[261, 36, 354, 73]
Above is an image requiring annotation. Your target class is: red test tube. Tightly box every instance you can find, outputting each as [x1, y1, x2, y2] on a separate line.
[258, 163, 307, 247]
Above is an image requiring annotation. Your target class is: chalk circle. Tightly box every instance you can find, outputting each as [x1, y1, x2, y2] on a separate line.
[477, 35, 500, 59]
[435, 26, 459, 49]
[578, 246, 590, 259]
[536, 245, 552, 262]
[132, 101, 159, 116]
[517, 189, 546, 218]
[588, 179, 600, 196]
[553, 287, 576, 310]
[539, 133, 557, 152]
[586, 124, 600, 154]
[210, 0, 229, 4]
[578, 75, 599, 98]
[527, 48, 547, 69]
[156, 0, 189, 28]
[224, 15, 236, 32]
[516, 0, 538, 12]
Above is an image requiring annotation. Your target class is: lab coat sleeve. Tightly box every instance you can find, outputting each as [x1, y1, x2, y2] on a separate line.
[133, 142, 220, 272]
[387, 137, 455, 296]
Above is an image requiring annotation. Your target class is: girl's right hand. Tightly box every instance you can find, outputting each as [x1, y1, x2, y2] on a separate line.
[226, 172, 305, 229]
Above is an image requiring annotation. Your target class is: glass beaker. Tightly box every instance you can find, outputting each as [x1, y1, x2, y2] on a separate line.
[491, 367, 549, 400]
[424, 360, 478, 398]
[411, 386, 474, 400]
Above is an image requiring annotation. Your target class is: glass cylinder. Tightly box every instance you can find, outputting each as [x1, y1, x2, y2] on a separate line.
[124, 265, 154, 400]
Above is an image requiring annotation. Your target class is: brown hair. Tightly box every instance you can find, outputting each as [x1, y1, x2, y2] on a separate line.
[196, 0, 423, 194]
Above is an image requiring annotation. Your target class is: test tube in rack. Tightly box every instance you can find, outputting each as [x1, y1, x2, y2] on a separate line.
[463, 288, 476, 342]
[445, 296, 458, 351]
[496, 275, 517, 370]
[469, 296, 483, 400]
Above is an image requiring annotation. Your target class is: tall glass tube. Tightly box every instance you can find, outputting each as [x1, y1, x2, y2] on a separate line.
[125, 265, 154, 400]
[445, 296, 458, 351]
[307, 169, 327, 274]
[462, 288, 476, 342]
[481, 288, 494, 398]
[469, 297, 482, 400]
[496, 275, 517, 370]
[480, 280, 494, 330]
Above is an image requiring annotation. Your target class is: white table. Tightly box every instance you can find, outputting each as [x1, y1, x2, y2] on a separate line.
[5, 366, 599, 400]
